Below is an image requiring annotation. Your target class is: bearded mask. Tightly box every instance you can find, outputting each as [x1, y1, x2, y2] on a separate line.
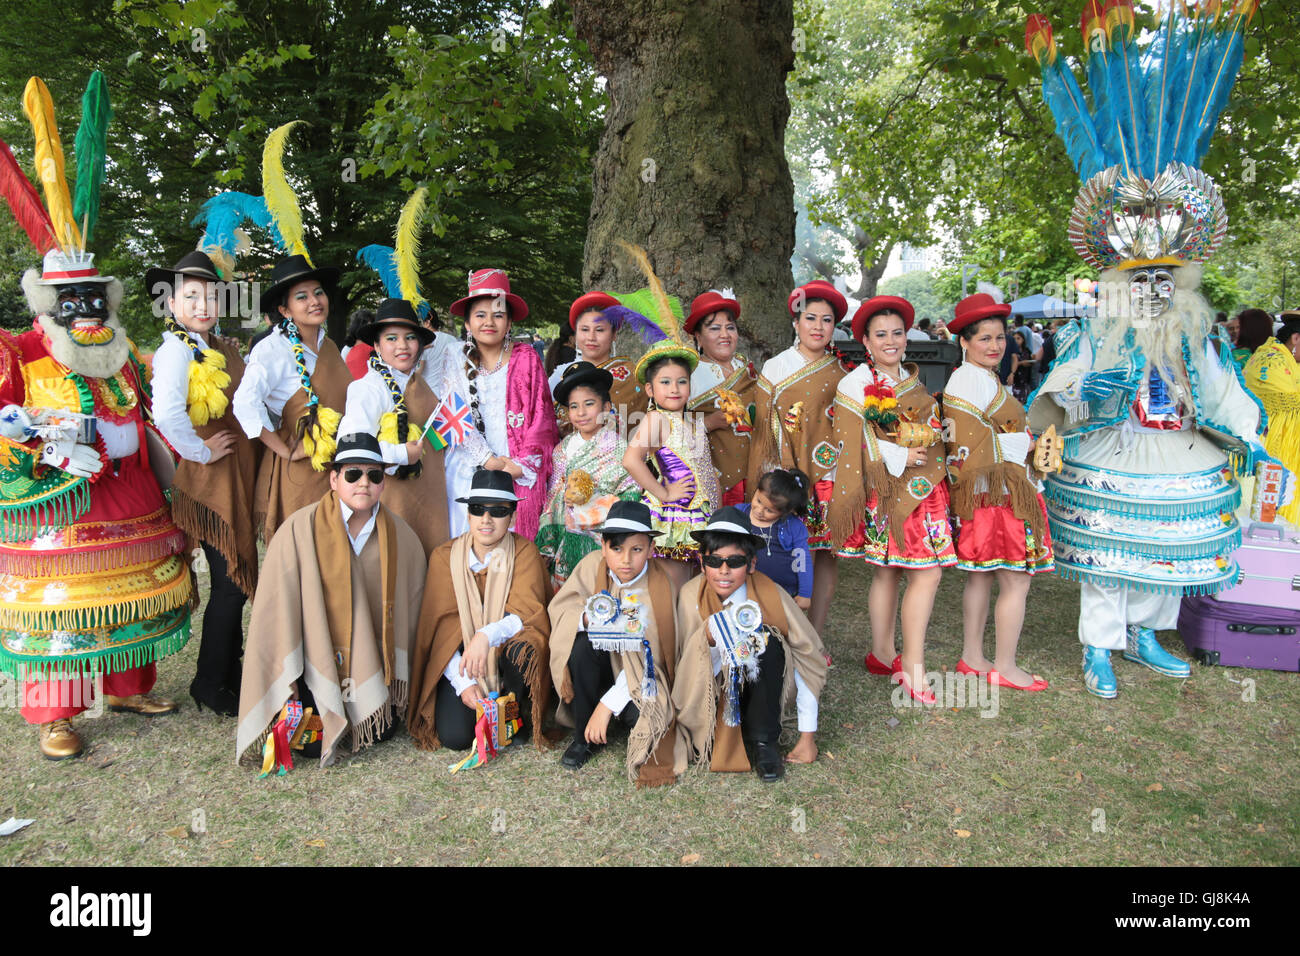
[21, 251, 130, 380]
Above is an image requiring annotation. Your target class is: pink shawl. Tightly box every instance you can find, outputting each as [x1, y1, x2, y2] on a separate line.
[505, 342, 558, 538]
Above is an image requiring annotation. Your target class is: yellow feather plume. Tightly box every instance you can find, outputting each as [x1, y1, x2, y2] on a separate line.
[262, 121, 312, 265]
[185, 350, 231, 426]
[617, 241, 682, 343]
[22, 77, 81, 252]
[394, 186, 428, 312]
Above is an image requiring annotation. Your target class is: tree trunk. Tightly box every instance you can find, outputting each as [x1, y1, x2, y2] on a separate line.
[573, 0, 797, 354]
[852, 240, 892, 300]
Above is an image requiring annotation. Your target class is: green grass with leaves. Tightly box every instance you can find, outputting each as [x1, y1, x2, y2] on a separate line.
[1, 559, 1296, 866]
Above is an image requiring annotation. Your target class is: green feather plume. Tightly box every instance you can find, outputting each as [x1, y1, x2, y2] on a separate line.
[73, 70, 112, 244]
[394, 186, 428, 312]
[262, 121, 312, 265]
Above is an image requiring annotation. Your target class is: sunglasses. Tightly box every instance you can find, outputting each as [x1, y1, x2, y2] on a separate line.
[341, 467, 385, 484]
[701, 554, 749, 569]
[468, 503, 515, 518]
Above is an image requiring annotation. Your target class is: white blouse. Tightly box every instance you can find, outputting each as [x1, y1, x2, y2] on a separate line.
[152, 328, 212, 464]
[232, 325, 329, 440]
[340, 365, 415, 468]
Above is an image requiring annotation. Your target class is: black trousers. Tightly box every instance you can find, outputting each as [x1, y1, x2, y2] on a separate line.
[739, 635, 786, 747]
[435, 647, 534, 751]
[195, 541, 247, 694]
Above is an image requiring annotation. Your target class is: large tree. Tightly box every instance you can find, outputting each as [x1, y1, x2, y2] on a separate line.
[572, 0, 798, 351]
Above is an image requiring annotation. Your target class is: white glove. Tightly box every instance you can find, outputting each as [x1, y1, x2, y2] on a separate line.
[41, 440, 104, 478]
[0, 405, 34, 441]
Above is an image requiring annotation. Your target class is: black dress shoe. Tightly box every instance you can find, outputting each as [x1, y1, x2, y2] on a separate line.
[754, 741, 784, 782]
[189, 680, 238, 717]
[561, 738, 600, 770]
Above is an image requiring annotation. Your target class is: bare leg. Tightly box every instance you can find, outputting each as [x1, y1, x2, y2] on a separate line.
[656, 557, 693, 590]
[785, 731, 818, 763]
[867, 566, 901, 662]
[899, 567, 941, 685]
[961, 570, 995, 672]
[810, 549, 838, 637]
[992, 569, 1036, 686]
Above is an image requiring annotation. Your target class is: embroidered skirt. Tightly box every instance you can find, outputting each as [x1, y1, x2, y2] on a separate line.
[804, 478, 835, 551]
[838, 481, 957, 569]
[954, 493, 1055, 575]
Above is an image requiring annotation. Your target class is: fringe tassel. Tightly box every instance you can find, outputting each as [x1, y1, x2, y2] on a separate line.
[0, 612, 191, 681]
[1054, 562, 1234, 596]
[1043, 481, 1241, 519]
[0, 577, 192, 633]
[0, 530, 188, 578]
[1049, 523, 1241, 560]
[169, 490, 257, 596]
[0, 483, 92, 543]
[503, 637, 548, 751]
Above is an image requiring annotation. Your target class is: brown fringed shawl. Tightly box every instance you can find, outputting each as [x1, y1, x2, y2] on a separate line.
[747, 351, 847, 490]
[941, 370, 1048, 546]
[235, 492, 427, 766]
[688, 356, 758, 491]
[170, 335, 262, 597]
[674, 571, 828, 773]
[254, 338, 349, 541]
[407, 532, 552, 751]
[828, 365, 947, 547]
[548, 550, 705, 786]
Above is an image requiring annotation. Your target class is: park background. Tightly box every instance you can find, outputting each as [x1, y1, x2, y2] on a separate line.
[0, 0, 1296, 865]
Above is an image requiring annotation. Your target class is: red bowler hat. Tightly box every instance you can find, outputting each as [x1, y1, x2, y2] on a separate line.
[851, 295, 915, 342]
[948, 292, 1012, 336]
[568, 290, 620, 328]
[684, 290, 740, 334]
[787, 280, 848, 322]
[450, 268, 529, 321]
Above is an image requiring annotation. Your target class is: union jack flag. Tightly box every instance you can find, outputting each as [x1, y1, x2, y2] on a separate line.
[430, 392, 474, 446]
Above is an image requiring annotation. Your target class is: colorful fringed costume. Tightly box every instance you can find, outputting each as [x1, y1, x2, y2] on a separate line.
[688, 355, 758, 506]
[1023, 1, 1274, 680]
[536, 426, 640, 584]
[0, 72, 191, 731]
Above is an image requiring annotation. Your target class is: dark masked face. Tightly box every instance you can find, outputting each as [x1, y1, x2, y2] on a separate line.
[54, 282, 115, 345]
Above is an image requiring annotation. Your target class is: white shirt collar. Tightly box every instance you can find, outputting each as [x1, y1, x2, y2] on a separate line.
[468, 540, 509, 573]
[723, 582, 749, 607]
[339, 500, 379, 556]
[608, 563, 650, 589]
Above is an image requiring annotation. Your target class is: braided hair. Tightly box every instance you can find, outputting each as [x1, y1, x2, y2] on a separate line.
[368, 353, 421, 479]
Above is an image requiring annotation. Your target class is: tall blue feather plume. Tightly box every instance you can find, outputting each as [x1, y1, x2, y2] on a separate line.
[356, 243, 430, 318]
[190, 191, 281, 254]
[1044, 60, 1109, 178]
[1192, 19, 1248, 163]
[1143, 5, 1193, 170]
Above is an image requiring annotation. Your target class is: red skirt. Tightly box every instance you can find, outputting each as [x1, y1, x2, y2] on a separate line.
[838, 481, 957, 569]
[953, 494, 1054, 574]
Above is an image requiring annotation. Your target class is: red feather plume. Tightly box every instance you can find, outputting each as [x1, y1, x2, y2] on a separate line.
[0, 136, 56, 254]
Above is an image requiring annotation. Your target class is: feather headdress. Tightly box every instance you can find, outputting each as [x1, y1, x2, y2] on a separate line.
[611, 242, 697, 383]
[190, 191, 281, 279]
[22, 76, 81, 252]
[262, 121, 313, 264]
[0, 137, 57, 254]
[354, 186, 433, 318]
[72, 70, 111, 245]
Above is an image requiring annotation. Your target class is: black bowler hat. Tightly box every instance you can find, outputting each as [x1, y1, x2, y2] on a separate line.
[358, 298, 435, 348]
[690, 505, 766, 545]
[144, 250, 222, 302]
[552, 360, 615, 406]
[331, 432, 385, 467]
[455, 467, 519, 505]
[593, 500, 662, 538]
[261, 254, 341, 317]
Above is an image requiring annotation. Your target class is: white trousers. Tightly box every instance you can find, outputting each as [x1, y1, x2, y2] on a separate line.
[1078, 582, 1181, 650]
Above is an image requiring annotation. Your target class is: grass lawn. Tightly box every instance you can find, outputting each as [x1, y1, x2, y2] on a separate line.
[1, 557, 1296, 866]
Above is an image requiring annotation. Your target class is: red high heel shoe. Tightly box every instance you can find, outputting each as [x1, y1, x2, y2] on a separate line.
[892, 666, 936, 705]
[864, 652, 900, 676]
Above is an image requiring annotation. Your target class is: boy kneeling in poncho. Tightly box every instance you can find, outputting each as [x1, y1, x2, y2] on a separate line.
[407, 468, 551, 764]
[549, 500, 710, 784]
[237, 433, 428, 771]
[674, 507, 828, 781]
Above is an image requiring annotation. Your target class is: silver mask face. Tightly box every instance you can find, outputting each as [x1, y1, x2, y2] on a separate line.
[1128, 268, 1176, 325]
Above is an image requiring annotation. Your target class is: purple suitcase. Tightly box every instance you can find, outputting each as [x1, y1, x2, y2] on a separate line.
[1214, 521, 1300, 611]
[1178, 594, 1300, 672]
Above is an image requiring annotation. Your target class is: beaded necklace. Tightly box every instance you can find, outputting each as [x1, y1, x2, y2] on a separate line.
[369, 354, 421, 479]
